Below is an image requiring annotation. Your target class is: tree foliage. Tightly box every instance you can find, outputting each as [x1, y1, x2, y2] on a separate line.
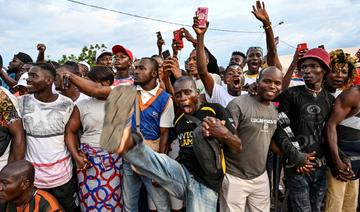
[57, 44, 107, 67]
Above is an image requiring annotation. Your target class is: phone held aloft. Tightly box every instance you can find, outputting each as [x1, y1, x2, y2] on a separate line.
[173, 30, 184, 49]
[162, 50, 171, 59]
[296, 43, 307, 52]
[196, 7, 208, 28]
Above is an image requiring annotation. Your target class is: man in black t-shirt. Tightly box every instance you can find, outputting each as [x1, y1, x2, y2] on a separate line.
[115, 76, 241, 212]
[274, 48, 334, 212]
[174, 99, 236, 192]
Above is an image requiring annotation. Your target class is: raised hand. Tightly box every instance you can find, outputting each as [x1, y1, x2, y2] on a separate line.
[251, 1, 270, 25]
[181, 28, 197, 45]
[37, 43, 46, 53]
[156, 33, 165, 49]
[192, 16, 209, 36]
[295, 48, 308, 61]
[172, 39, 181, 57]
[55, 68, 72, 90]
[163, 57, 181, 79]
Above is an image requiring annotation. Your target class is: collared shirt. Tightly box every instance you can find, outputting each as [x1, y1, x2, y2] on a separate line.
[136, 83, 174, 128]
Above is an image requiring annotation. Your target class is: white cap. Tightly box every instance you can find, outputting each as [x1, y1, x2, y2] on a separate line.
[78, 61, 91, 71]
[95, 48, 112, 62]
[14, 72, 28, 88]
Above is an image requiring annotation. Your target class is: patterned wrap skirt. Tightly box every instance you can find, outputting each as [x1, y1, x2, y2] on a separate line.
[77, 143, 124, 211]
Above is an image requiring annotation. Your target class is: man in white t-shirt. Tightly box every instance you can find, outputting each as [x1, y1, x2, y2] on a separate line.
[187, 48, 222, 103]
[18, 63, 79, 211]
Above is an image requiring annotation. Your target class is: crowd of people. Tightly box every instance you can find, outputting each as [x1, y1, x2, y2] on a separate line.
[0, 1, 359, 212]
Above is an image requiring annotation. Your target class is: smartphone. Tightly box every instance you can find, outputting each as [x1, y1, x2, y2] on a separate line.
[173, 30, 184, 49]
[64, 75, 70, 88]
[162, 50, 171, 59]
[297, 43, 307, 52]
[196, 7, 208, 28]
[156, 31, 164, 43]
[318, 45, 325, 49]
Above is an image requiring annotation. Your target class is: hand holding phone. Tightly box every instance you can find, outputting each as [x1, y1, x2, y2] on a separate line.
[173, 30, 184, 49]
[162, 50, 171, 59]
[196, 7, 208, 28]
[63, 74, 70, 88]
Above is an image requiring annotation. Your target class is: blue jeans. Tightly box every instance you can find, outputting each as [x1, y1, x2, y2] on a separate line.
[123, 160, 170, 212]
[286, 166, 327, 212]
[124, 142, 218, 212]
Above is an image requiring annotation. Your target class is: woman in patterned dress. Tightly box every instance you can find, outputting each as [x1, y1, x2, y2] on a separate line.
[65, 66, 123, 211]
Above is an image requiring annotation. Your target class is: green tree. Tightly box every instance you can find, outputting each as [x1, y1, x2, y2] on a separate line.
[57, 44, 107, 67]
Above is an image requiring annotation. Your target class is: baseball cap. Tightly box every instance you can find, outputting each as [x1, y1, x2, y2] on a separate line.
[297, 48, 331, 73]
[78, 61, 91, 71]
[13, 72, 28, 88]
[95, 48, 112, 62]
[112, 45, 134, 62]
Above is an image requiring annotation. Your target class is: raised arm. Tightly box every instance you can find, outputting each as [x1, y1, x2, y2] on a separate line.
[156, 32, 165, 57]
[36, 43, 46, 63]
[251, 1, 282, 71]
[193, 16, 215, 97]
[57, 69, 112, 98]
[181, 27, 197, 47]
[162, 57, 182, 96]
[282, 48, 307, 90]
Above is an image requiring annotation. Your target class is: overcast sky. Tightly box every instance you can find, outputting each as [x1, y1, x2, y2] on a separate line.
[0, 0, 359, 68]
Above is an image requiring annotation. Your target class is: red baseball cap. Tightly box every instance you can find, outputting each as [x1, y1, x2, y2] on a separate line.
[112, 45, 134, 62]
[297, 48, 331, 73]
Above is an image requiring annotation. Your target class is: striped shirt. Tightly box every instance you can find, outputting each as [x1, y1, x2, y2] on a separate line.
[0, 190, 63, 212]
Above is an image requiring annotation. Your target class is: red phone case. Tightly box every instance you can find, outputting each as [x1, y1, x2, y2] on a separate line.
[197, 7, 208, 28]
[297, 43, 307, 52]
[173, 30, 184, 49]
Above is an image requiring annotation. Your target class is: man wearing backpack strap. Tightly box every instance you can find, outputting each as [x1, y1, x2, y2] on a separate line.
[107, 76, 241, 212]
